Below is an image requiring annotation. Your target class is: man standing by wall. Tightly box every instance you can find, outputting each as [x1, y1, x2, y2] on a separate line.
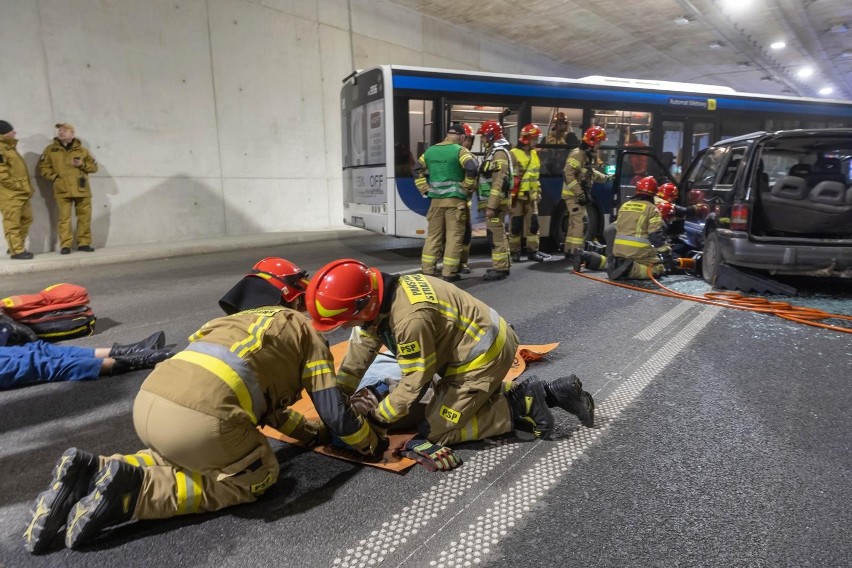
[39, 123, 99, 254]
[0, 120, 35, 260]
[414, 123, 478, 282]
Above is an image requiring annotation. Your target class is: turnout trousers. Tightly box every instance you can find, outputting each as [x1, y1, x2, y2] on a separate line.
[421, 201, 467, 277]
[113, 389, 279, 520]
[509, 197, 540, 253]
[422, 326, 519, 446]
[56, 196, 92, 248]
[486, 204, 511, 271]
[563, 195, 585, 254]
[1, 195, 32, 255]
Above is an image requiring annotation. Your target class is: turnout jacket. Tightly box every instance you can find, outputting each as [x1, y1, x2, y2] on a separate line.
[337, 274, 511, 426]
[38, 138, 98, 198]
[613, 195, 671, 265]
[0, 138, 33, 198]
[141, 307, 378, 453]
[562, 146, 607, 199]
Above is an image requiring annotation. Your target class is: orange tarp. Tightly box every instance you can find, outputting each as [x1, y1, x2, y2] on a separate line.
[260, 342, 559, 472]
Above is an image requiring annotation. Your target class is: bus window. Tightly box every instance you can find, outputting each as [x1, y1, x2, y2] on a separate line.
[408, 99, 434, 167]
[766, 118, 801, 131]
[449, 104, 508, 154]
[536, 107, 582, 146]
[590, 110, 653, 148]
[692, 122, 715, 156]
[721, 118, 759, 139]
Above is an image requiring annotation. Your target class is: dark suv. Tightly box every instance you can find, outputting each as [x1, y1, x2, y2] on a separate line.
[679, 129, 852, 284]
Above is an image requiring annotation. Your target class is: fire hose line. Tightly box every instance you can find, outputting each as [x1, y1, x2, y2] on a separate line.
[570, 268, 852, 334]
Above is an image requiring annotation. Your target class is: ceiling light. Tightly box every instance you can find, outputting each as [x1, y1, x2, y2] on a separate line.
[673, 16, 692, 25]
[829, 23, 848, 33]
[709, 41, 724, 49]
[818, 87, 834, 95]
[770, 41, 786, 49]
[843, 50, 852, 58]
[797, 67, 813, 78]
[737, 61, 752, 68]
[760, 76, 773, 82]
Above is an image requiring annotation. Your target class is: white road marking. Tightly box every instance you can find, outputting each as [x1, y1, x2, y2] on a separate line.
[634, 301, 694, 341]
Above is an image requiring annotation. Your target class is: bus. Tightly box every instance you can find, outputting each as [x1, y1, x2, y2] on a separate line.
[340, 65, 852, 249]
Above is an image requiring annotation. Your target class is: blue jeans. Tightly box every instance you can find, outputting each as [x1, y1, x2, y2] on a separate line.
[0, 342, 101, 390]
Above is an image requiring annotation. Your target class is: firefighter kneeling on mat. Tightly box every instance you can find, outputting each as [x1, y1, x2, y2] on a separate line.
[23, 259, 386, 554]
[607, 176, 674, 280]
[306, 259, 595, 472]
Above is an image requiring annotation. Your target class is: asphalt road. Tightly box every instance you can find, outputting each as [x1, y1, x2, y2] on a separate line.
[1, 233, 850, 568]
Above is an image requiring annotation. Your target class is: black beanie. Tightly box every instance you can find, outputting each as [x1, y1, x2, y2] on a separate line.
[0, 121, 13, 135]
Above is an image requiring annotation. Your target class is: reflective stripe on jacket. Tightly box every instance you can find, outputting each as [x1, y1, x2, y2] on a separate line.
[612, 198, 669, 264]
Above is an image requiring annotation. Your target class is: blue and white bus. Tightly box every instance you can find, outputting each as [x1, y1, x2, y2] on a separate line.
[341, 65, 852, 248]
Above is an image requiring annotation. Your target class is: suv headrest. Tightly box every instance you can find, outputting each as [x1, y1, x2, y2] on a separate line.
[788, 163, 811, 177]
[812, 158, 841, 174]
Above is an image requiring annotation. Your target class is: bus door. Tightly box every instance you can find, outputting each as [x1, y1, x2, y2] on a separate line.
[660, 117, 717, 181]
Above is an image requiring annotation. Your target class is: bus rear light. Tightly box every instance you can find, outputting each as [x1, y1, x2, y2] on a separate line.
[731, 204, 749, 230]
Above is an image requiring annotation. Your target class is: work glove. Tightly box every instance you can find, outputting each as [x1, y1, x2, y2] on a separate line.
[350, 387, 380, 414]
[576, 191, 588, 206]
[399, 439, 462, 472]
[659, 250, 675, 273]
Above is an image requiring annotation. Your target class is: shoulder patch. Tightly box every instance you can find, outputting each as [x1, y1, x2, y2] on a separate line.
[399, 274, 438, 304]
[567, 158, 580, 168]
[397, 340, 421, 356]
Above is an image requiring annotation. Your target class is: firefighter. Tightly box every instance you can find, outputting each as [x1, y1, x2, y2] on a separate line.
[608, 176, 673, 280]
[305, 259, 596, 472]
[459, 123, 477, 274]
[545, 112, 569, 145]
[477, 120, 513, 280]
[24, 269, 386, 553]
[38, 123, 99, 254]
[562, 126, 609, 270]
[0, 120, 34, 259]
[219, 256, 311, 314]
[655, 182, 707, 227]
[510, 124, 548, 263]
[414, 123, 478, 282]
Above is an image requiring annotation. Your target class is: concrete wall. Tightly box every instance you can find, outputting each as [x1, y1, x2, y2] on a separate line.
[0, 0, 584, 251]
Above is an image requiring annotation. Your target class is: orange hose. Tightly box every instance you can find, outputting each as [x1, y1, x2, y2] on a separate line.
[571, 267, 852, 334]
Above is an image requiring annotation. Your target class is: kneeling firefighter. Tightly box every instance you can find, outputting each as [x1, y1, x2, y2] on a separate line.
[24, 258, 386, 553]
[306, 259, 595, 471]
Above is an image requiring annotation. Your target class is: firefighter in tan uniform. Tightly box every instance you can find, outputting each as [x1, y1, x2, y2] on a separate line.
[608, 176, 673, 280]
[38, 123, 99, 254]
[459, 123, 477, 274]
[24, 266, 386, 553]
[0, 120, 35, 259]
[510, 124, 548, 263]
[414, 123, 478, 282]
[562, 126, 609, 269]
[306, 259, 596, 472]
[545, 112, 569, 145]
[477, 120, 513, 281]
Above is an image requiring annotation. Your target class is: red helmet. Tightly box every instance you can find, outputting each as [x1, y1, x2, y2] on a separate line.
[305, 259, 383, 332]
[251, 257, 310, 303]
[656, 200, 675, 222]
[519, 123, 542, 145]
[477, 120, 503, 142]
[657, 182, 679, 203]
[582, 126, 607, 147]
[635, 176, 658, 196]
[460, 123, 473, 137]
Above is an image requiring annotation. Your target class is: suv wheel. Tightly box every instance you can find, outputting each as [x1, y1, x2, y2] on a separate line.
[702, 231, 721, 285]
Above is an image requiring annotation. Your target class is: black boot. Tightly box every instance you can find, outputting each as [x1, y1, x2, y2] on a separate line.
[65, 460, 143, 549]
[111, 349, 174, 374]
[565, 251, 582, 272]
[506, 376, 555, 439]
[109, 331, 165, 357]
[511, 252, 522, 263]
[483, 268, 510, 281]
[581, 251, 606, 271]
[23, 448, 99, 554]
[544, 374, 595, 428]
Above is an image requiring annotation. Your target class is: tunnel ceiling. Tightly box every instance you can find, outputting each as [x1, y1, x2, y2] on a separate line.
[390, 0, 852, 100]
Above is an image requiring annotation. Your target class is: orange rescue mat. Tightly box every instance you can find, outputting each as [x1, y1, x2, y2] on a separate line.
[261, 341, 560, 473]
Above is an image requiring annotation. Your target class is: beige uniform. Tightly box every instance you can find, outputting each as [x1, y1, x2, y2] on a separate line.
[609, 197, 671, 280]
[0, 138, 34, 255]
[99, 307, 380, 520]
[38, 138, 98, 249]
[338, 273, 519, 446]
[480, 144, 512, 271]
[562, 147, 607, 254]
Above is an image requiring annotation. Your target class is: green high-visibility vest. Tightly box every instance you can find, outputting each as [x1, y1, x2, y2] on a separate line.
[423, 143, 466, 200]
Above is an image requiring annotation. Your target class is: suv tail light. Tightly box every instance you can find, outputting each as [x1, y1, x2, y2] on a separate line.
[731, 203, 750, 230]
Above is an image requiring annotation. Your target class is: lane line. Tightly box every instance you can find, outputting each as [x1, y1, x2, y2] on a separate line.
[429, 305, 720, 567]
[634, 301, 694, 341]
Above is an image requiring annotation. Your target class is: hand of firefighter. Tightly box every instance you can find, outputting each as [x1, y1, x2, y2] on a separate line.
[486, 208, 495, 220]
[350, 387, 380, 415]
[576, 191, 588, 206]
[399, 439, 462, 472]
[659, 250, 676, 273]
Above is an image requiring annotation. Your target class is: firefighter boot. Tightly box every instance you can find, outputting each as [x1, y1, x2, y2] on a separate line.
[108, 331, 166, 357]
[65, 460, 143, 549]
[23, 448, 99, 554]
[511, 252, 522, 263]
[565, 251, 582, 272]
[483, 269, 510, 281]
[506, 376, 555, 439]
[111, 349, 174, 374]
[544, 374, 595, 428]
[577, 251, 606, 272]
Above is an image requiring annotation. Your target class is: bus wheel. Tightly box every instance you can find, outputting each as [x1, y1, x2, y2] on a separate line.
[545, 202, 568, 253]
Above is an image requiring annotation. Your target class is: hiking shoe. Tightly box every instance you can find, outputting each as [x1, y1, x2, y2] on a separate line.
[544, 374, 595, 428]
[23, 448, 99, 554]
[506, 376, 555, 439]
[65, 460, 143, 549]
